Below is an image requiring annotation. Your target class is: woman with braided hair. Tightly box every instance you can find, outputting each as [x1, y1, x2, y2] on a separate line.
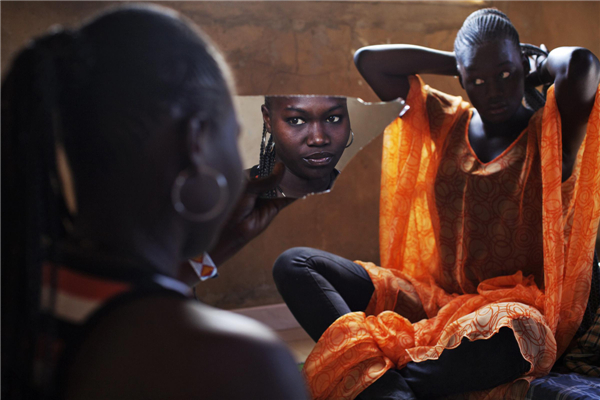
[1, 4, 306, 399]
[273, 8, 600, 399]
[251, 96, 351, 198]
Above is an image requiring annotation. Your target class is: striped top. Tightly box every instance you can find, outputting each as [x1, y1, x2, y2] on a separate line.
[34, 261, 191, 398]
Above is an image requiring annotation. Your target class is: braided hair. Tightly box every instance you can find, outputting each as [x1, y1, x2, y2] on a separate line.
[2, 29, 81, 400]
[454, 8, 549, 112]
[2, 5, 233, 398]
[258, 96, 277, 198]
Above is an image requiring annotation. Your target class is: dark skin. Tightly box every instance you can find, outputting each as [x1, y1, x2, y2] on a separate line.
[65, 72, 304, 400]
[179, 162, 295, 285]
[262, 96, 351, 198]
[208, 162, 295, 264]
[459, 39, 533, 164]
[354, 41, 600, 180]
[66, 297, 306, 400]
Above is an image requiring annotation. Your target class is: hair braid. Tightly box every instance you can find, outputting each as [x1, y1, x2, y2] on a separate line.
[259, 122, 267, 176]
[257, 99, 277, 198]
[2, 29, 76, 399]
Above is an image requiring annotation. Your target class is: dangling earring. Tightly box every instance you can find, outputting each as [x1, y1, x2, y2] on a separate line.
[171, 165, 229, 222]
[345, 130, 354, 148]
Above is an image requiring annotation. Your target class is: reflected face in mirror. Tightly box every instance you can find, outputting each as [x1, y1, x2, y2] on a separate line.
[261, 96, 351, 198]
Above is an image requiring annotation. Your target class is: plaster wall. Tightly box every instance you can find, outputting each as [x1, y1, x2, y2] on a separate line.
[3, 1, 599, 309]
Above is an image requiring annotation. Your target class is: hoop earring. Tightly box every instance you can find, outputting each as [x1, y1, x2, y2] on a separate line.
[171, 166, 229, 222]
[345, 131, 354, 148]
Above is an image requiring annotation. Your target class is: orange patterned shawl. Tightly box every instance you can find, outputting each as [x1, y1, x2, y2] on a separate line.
[303, 76, 600, 400]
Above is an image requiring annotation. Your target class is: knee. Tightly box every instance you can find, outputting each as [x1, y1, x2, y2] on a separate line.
[272, 247, 315, 284]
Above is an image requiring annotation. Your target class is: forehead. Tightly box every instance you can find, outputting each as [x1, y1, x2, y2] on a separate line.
[459, 39, 521, 72]
[269, 96, 347, 113]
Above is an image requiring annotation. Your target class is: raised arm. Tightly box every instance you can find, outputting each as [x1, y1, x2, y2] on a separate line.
[535, 47, 600, 178]
[354, 44, 458, 101]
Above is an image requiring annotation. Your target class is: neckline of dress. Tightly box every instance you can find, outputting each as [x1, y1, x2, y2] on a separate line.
[464, 109, 529, 167]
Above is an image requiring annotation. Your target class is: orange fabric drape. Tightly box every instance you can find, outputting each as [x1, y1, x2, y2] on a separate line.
[303, 76, 600, 400]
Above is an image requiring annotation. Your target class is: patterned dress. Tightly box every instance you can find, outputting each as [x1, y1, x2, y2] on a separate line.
[303, 76, 600, 400]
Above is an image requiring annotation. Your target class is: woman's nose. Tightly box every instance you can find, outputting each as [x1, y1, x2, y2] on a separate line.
[306, 124, 330, 146]
[487, 78, 505, 99]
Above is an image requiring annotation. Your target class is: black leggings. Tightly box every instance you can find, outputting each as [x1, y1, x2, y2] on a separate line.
[273, 247, 531, 400]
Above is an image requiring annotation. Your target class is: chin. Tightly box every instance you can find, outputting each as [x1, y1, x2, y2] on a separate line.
[481, 113, 511, 124]
[481, 106, 521, 124]
[302, 165, 336, 180]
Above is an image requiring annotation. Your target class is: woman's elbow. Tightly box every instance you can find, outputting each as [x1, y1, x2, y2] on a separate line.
[566, 48, 600, 85]
[354, 47, 371, 72]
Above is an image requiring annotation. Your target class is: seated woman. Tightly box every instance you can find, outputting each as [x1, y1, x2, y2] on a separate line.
[1, 5, 307, 399]
[251, 96, 352, 198]
[273, 8, 600, 400]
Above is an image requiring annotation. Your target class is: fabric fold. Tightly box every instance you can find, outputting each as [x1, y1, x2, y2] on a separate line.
[303, 76, 600, 400]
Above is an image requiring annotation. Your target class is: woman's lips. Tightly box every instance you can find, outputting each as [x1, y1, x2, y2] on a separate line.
[488, 104, 508, 115]
[303, 152, 334, 166]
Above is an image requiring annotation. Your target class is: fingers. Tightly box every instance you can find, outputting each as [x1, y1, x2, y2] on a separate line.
[237, 197, 296, 242]
[246, 162, 285, 195]
[541, 43, 548, 53]
[263, 196, 296, 212]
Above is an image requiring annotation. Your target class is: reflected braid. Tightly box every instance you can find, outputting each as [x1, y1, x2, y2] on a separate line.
[257, 122, 276, 198]
[258, 122, 268, 177]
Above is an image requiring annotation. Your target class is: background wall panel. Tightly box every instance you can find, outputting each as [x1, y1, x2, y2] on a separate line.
[3, 1, 599, 309]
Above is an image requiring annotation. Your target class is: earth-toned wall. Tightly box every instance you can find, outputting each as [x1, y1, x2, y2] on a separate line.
[3, 1, 599, 309]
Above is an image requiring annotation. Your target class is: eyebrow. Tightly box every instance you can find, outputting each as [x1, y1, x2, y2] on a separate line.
[283, 104, 344, 114]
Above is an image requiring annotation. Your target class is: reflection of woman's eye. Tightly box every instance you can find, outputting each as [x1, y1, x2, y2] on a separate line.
[287, 117, 306, 125]
[326, 115, 341, 123]
[474, 78, 485, 86]
[501, 71, 510, 79]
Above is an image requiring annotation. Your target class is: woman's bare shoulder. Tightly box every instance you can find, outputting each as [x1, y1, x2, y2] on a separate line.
[65, 296, 308, 400]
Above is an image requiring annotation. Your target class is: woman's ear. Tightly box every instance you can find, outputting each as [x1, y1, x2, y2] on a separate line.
[261, 104, 272, 133]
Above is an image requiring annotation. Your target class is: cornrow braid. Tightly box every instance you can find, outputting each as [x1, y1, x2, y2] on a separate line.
[257, 100, 277, 198]
[455, 8, 548, 112]
[455, 8, 520, 59]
